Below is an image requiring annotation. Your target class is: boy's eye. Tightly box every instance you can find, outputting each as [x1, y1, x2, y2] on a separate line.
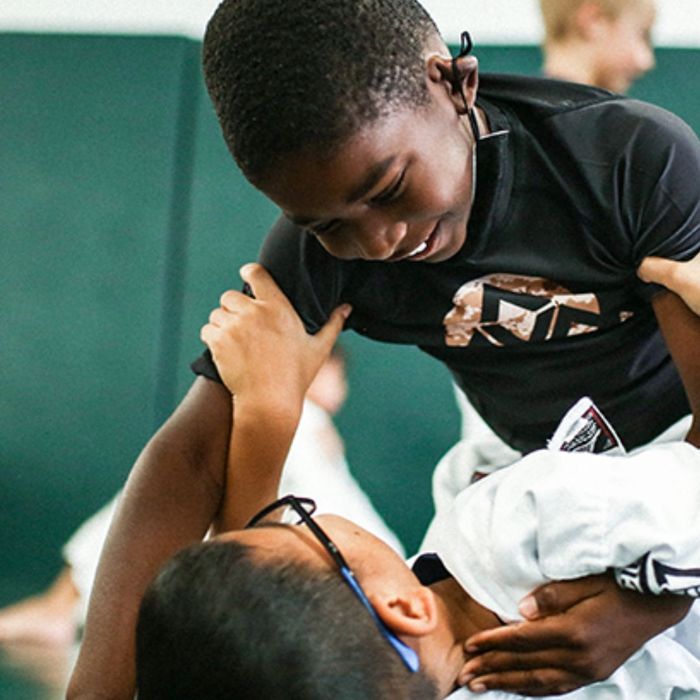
[369, 171, 406, 206]
[309, 219, 339, 236]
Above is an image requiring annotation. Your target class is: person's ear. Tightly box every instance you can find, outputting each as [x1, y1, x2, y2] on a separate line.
[426, 53, 479, 115]
[574, 1, 608, 41]
[369, 586, 439, 638]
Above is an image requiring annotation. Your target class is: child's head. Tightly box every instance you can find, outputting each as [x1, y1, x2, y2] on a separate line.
[203, 0, 481, 265]
[306, 344, 348, 416]
[540, 0, 656, 92]
[203, 0, 439, 185]
[135, 512, 439, 699]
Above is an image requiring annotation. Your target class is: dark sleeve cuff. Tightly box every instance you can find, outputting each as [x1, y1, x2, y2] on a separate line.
[635, 281, 670, 304]
[190, 348, 223, 384]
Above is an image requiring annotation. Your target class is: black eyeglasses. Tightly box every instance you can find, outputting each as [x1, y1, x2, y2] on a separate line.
[246, 495, 420, 672]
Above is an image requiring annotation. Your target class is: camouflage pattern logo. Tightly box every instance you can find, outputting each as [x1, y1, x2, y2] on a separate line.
[443, 274, 609, 347]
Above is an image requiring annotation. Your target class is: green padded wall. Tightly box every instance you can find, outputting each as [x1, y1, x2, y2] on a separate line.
[0, 34, 201, 597]
[2, 37, 700, 615]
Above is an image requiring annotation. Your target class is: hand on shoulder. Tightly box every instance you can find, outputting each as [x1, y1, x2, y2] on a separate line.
[638, 253, 700, 316]
[200, 263, 352, 414]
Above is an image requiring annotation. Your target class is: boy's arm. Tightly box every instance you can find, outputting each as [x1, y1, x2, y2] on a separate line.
[67, 375, 232, 700]
[68, 264, 349, 700]
[442, 442, 699, 694]
[653, 289, 700, 445]
[201, 264, 351, 530]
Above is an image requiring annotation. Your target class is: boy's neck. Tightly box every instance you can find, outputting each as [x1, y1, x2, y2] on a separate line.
[543, 41, 598, 88]
[473, 105, 491, 139]
[424, 577, 502, 695]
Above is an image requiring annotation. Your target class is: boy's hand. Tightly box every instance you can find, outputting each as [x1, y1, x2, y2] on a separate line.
[200, 263, 351, 408]
[638, 254, 700, 316]
[459, 573, 691, 696]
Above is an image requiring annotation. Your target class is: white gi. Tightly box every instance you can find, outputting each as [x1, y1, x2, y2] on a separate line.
[424, 440, 700, 699]
[277, 399, 403, 555]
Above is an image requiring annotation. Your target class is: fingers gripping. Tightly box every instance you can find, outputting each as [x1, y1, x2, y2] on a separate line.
[521, 574, 609, 619]
[466, 618, 575, 654]
[637, 256, 679, 286]
[200, 261, 352, 401]
[238, 263, 352, 346]
[219, 289, 249, 312]
[203, 265, 286, 353]
[200, 303, 242, 348]
[314, 303, 353, 355]
[461, 574, 628, 695]
[215, 265, 284, 317]
[238, 263, 288, 304]
[463, 625, 608, 676]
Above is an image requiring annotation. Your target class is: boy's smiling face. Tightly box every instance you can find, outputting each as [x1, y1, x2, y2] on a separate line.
[259, 74, 478, 264]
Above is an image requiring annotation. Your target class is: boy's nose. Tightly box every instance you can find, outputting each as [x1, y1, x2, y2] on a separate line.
[354, 216, 408, 260]
[637, 45, 655, 74]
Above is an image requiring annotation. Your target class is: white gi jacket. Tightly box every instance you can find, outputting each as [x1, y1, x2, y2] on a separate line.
[426, 441, 700, 699]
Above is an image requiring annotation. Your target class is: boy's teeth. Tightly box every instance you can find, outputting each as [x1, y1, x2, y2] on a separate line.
[409, 241, 428, 257]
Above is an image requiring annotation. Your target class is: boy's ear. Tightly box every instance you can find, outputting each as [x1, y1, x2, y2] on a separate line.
[575, 1, 607, 40]
[369, 586, 439, 638]
[426, 53, 479, 115]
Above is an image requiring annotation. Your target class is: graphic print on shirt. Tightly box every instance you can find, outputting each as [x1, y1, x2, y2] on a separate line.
[443, 273, 633, 348]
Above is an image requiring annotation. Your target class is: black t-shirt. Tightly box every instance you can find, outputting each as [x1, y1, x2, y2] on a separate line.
[193, 74, 700, 454]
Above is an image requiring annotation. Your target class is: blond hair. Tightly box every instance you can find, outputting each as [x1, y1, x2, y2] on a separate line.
[539, 0, 653, 43]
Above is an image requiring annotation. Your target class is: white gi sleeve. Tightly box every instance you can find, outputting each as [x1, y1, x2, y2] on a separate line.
[430, 441, 700, 621]
[279, 399, 405, 556]
[62, 493, 120, 620]
[431, 387, 521, 516]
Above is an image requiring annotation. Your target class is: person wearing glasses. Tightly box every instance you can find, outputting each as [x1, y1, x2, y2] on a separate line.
[0, 346, 402, 648]
[68, 0, 700, 697]
[539, 0, 656, 94]
[134, 264, 700, 699]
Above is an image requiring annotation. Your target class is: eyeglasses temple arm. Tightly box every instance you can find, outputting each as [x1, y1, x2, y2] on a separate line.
[340, 567, 420, 673]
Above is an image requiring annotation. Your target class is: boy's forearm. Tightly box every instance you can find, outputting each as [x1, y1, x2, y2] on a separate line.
[217, 394, 303, 531]
[652, 290, 700, 447]
[67, 377, 231, 700]
[200, 263, 351, 532]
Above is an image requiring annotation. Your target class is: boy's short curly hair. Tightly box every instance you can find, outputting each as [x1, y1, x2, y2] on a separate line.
[136, 539, 438, 699]
[202, 0, 440, 183]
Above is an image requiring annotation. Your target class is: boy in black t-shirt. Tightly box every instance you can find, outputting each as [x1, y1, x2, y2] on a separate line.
[133, 263, 700, 700]
[68, 1, 700, 698]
